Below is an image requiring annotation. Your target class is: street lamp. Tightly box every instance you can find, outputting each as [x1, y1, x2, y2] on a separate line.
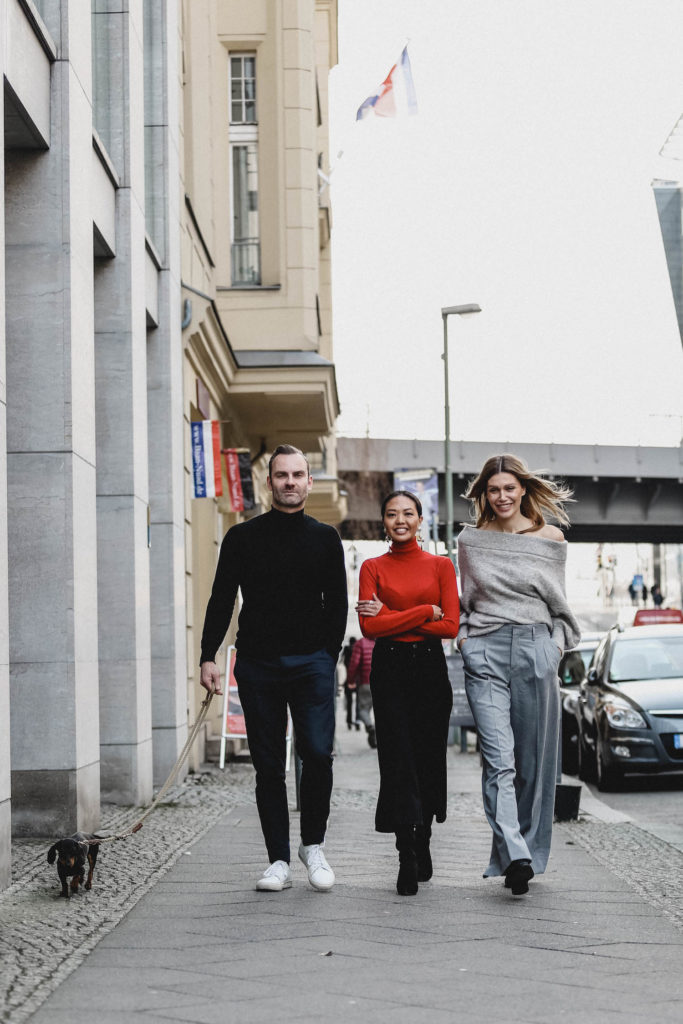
[442, 304, 481, 566]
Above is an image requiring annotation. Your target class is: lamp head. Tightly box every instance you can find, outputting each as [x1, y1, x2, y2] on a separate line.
[441, 303, 482, 318]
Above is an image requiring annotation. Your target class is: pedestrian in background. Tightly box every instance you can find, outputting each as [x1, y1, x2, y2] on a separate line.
[356, 490, 458, 896]
[458, 454, 580, 895]
[629, 574, 645, 606]
[341, 636, 360, 731]
[199, 444, 347, 893]
[346, 635, 376, 747]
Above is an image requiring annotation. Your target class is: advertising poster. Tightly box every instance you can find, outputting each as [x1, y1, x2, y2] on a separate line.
[393, 468, 439, 533]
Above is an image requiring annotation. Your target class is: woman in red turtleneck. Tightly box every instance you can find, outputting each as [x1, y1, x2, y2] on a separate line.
[356, 490, 459, 896]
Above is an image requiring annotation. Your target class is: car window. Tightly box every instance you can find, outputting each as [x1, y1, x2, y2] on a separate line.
[559, 645, 597, 685]
[559, 650, 586, 685]
[608, 636, 683, 682]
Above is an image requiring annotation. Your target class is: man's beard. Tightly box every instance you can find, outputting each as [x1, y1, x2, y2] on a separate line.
[272, 485, 307, 509]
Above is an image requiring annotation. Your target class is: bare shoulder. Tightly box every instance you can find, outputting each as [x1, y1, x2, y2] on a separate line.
[539, 524, 565, 542]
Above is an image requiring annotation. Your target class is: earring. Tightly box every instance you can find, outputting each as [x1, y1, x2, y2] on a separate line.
[385, 531, 391, 545]
[416, 529, 424, 545]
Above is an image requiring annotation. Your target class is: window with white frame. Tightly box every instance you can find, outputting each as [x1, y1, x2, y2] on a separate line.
[230, 54, 256, 123]
[229, 53, 260, 284]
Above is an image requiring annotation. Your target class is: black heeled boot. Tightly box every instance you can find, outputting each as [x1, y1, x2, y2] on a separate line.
[415, 816, 433, 882]
[395, 827, 418, 896]
[504, 859, 534, 895]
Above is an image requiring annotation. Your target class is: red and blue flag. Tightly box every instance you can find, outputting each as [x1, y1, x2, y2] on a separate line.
[356, 46, 418, 121]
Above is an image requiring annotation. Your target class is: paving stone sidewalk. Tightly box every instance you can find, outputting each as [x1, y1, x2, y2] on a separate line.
[3, 725, 683, 1023]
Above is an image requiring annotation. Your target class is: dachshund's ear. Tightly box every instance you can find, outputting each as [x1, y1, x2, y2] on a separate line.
[47, 844, 58, 863]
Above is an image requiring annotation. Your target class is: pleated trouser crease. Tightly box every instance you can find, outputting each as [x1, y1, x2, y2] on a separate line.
[462, 623, 560, 877]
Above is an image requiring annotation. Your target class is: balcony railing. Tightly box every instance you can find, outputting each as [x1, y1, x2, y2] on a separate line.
[231, 239, 261, 286]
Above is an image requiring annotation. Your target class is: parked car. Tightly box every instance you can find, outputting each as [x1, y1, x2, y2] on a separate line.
[577, 624, 683, 790]
[633, 608, 683, 626]
[558, 633, 603, 774]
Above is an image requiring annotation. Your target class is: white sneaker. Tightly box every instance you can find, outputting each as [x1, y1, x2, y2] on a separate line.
[298, 843, 335, 891]
[255, 860, 292, 892]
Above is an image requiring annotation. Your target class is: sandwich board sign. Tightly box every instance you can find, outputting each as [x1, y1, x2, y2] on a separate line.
[219, 646, 292, 771]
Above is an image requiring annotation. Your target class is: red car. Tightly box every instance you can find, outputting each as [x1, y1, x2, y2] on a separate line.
[633, 608, 683, 626]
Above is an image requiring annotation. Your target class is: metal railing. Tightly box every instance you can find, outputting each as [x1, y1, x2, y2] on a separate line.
[231, 239, 261, 286]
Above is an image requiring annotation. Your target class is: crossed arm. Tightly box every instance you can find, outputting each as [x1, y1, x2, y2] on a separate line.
[356, 560, 459, 639]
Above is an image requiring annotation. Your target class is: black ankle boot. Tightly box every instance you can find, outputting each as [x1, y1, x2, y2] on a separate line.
[395, 827, 418, 896]
[504, 859, 534, 895]
[415, 820, 433, 882]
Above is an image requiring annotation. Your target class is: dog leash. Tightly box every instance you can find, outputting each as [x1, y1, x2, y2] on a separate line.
[89, 691, 215, 846]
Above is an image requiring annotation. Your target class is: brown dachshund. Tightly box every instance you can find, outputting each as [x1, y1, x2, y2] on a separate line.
[47, 832, 102, 898]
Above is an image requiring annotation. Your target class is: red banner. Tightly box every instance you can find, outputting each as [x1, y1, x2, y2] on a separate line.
[224, 449, 244, 511]
[222, 448, 255, 512]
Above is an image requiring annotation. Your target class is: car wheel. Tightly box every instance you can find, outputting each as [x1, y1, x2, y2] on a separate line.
[577, 726, 595, 783]
[596, 739, 621, 792]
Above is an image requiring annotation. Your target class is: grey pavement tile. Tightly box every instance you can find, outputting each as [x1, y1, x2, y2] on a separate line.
[179, 916, 335, 943]
[570, 939, 683, 963]
[374, 955, 661, 993]
[33, 968, 282, 1012]
[525, 1006, 665, 1024]
[377, 974, 608, 1015]
[28, 976, 212, 1016]
[151, 989, 467, 1024]
[641, 997, 683, 1022]
[30, 1013, 176, 1024]
[209, 937, 468, 973]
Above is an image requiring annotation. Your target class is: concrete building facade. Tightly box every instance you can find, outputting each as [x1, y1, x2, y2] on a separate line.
[0, 0, 342, 888]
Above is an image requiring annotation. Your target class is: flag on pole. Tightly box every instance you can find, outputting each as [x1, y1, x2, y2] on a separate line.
[356, 46, 418, 121]
[191, 421, 223, 498]
[223, 448, 255, 512]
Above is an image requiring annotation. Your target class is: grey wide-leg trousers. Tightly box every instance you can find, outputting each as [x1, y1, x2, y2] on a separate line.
[462, 623, 561, 877]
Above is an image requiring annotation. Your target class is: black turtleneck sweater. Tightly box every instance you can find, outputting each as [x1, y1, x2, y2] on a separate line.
[200, 507, 348, 663]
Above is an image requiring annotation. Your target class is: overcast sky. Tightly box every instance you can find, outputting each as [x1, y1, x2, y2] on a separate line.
[328, 0, 683, 448]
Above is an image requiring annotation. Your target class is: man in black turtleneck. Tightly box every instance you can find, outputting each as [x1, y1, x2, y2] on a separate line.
[200, 444, 347, 893]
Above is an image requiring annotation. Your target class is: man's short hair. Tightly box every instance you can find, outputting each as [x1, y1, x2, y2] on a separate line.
[268, 444, 310, 478]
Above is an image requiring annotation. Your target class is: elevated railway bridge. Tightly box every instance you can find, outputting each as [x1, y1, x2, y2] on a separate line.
[337, 438, 683, 544]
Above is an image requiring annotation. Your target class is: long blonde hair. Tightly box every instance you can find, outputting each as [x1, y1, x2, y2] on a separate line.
[464, 453, 573, 528]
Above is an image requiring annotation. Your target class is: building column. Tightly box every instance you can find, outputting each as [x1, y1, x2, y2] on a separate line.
[93, 3, 153, 804]
[0, 28, 11, 885]
[144, 0, 188, 784]
[6, 0, 100, 837]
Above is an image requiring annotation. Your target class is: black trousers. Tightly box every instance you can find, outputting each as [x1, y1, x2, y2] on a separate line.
[235, 649, 336, 864]
[343, 684, 357, 726]
[370, 640, 453, 833]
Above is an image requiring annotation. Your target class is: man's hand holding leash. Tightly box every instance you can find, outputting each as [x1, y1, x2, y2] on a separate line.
[200, 660, 222, 696]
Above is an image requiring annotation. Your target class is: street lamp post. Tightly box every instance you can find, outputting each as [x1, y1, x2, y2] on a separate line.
[441, 304, 481, 566]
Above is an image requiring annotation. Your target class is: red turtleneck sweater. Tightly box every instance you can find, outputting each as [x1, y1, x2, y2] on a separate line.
[358, 539, 459, 642]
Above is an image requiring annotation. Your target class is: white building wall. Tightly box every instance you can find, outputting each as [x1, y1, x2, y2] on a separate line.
[0, 2, 11, 888]
[92, 3, 153, 804]
[5, 0, 101, 836]
[144, 0, 189, 785]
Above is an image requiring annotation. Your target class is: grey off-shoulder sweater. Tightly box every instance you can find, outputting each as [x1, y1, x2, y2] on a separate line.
[456, 525, 581, 652]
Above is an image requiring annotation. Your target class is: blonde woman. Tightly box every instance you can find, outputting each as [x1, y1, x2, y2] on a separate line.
[457, 454, 580, 895]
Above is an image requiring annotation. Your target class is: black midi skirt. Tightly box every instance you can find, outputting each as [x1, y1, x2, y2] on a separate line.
[370, 639, 453, 833]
